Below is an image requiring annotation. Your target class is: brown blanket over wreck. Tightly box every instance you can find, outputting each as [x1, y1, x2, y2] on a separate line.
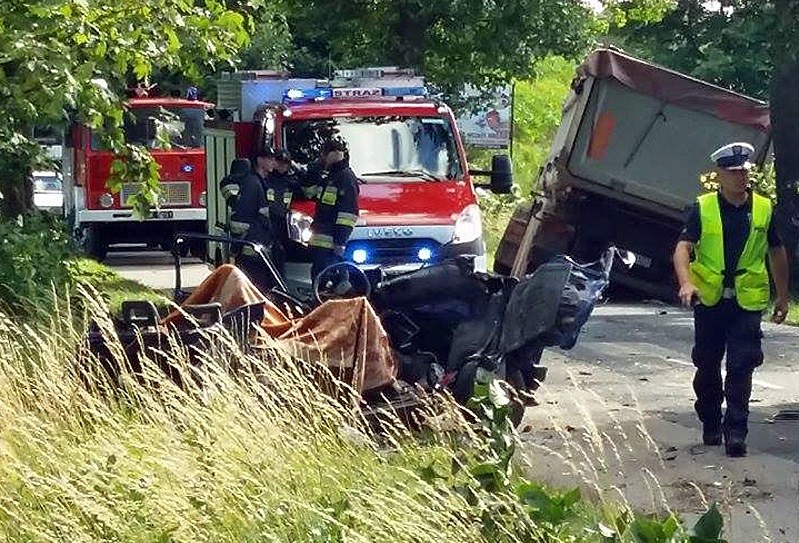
[162, 265, 398, 393]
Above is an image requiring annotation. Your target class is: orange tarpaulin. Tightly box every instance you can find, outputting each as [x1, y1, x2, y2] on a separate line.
[162, 265, 398, 393]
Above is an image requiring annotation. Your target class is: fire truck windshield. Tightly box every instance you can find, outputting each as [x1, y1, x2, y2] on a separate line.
[91, 106, 204, 150]
[283, 116, 463, 181]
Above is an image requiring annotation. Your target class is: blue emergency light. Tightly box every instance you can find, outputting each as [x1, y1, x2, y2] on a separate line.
[352, 248, 369, 264]
[382, 86, 427, 97]
[417, 247, 433, 261]
[283, 87, 334, 102]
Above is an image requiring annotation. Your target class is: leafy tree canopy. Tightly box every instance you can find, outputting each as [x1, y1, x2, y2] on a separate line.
[282, 0, 670, 105]
[0, 0, 250, 218]
[606, 0, 799, 99]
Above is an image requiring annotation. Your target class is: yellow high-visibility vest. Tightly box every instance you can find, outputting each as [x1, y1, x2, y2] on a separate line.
[690, 192, 772, 310]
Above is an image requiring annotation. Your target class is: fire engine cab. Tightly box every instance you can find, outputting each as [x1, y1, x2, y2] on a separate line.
[205, 68, 513, 299]
[62, 93, 213, 260]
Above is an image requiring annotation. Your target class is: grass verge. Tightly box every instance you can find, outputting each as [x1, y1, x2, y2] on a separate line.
[0, 295, 727, 542]
[65, 257, 169, 315]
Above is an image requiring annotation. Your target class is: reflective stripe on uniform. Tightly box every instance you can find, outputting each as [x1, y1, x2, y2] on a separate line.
[230, 220, 250, 235]
[335, 211, 358, 227]
[221, 184, 239, 198]
[309, 233, 335, 249]
[320, 186, 338, 205]
[303, 185, 320, 199]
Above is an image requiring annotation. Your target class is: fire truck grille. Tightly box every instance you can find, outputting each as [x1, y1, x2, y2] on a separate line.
[121, 182, 192, 207]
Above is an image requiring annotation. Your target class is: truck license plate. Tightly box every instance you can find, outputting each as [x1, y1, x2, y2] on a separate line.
[152, 210, 174, 219]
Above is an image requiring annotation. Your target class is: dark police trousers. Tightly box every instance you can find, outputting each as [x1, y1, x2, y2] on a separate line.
[692, 298, 764, 439]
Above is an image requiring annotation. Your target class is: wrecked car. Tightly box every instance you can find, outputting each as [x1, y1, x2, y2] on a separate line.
[85, 232, 623, 425]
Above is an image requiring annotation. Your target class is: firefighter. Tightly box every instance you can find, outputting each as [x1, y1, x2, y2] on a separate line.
[673, 142, 790, 457]
[219, 156, 275, 293]
[261, 147, 297, 273]
[307, 139, 360, 281]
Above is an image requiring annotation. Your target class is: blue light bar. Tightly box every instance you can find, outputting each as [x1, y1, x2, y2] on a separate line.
[381, 86, 427, 97]
[282, 87, 333, 102]
[283, 85, 428, 104]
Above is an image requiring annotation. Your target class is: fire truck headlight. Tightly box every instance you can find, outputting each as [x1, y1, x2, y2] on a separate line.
[199, 191, 207, 207]
[452, 204, 483, 244]
[99, 193, 114, 208]
[287, 210, 313, 245]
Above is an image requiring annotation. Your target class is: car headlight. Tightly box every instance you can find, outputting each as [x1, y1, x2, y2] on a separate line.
[99, 193, 114, 208]
[199, 191, 207, 207]
[452, 204, 483, 244]
[288, 210, 313, 245]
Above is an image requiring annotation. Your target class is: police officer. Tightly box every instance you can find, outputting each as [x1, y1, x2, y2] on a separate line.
[307, 139, 360, 280]
[673, 142, 790, 457]
[261, 147, 297, 273]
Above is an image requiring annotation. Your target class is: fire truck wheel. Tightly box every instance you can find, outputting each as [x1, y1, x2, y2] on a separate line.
[83, 226, 108, 261]
[188, 239, 207, 260]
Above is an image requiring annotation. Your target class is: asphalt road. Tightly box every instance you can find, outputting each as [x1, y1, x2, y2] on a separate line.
[522, 301, 799, 541]
[105, 246, 212, 292]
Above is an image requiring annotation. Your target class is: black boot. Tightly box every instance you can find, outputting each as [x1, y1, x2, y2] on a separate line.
[703, 426, 722, 446]
[725, 434, 747, 457]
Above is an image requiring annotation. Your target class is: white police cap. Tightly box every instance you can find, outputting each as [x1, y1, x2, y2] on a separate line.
[710, 142, 754, 170]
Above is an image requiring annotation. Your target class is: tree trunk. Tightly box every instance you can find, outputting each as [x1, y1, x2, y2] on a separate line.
[0, 152, 34, 219]
[769, 0, 799, 277]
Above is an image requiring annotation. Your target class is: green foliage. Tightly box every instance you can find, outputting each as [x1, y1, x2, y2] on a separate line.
[0, 214, 74, 314]
[0, 0, 250, 219]
[237, 4, 293, 71]
[606, 1, 799, 100]
[630, 514, 680, 542]
[517, 483, 581, 526]
[284, 0, 597, 104]
[511, 56, 578, 196]
[699, 163, 777, 201]
[0, 215, 162, 317]
[689, 503, 726, 543]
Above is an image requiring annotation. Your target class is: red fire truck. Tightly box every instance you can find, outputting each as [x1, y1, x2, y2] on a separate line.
[62, 95, 212, 260]
[205, 68, 513, 299]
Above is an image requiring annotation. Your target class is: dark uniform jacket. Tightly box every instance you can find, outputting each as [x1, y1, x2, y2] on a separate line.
[219, 171, 272, 245]
[262, 171, 298, 237]
[306, 159, 360, 249]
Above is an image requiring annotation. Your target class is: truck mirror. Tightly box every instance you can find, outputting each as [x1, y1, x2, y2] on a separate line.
[490, 154, 513, 194]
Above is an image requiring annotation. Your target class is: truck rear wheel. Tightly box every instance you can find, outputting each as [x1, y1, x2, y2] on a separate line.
[83, 225, 108, 262]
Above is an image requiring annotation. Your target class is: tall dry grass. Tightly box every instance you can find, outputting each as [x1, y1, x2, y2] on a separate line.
[0, 290, 728, 542]
[0, 291, 524, 542]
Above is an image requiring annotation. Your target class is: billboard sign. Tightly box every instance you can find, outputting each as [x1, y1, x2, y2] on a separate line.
[456, 85, 513, 148]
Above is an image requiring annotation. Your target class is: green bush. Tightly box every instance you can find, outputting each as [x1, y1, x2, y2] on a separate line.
[0, 213, 74, 314]
[0, 214, 164, 318]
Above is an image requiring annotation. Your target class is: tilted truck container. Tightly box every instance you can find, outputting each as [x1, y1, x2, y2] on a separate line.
[494, 48, 772, 300]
